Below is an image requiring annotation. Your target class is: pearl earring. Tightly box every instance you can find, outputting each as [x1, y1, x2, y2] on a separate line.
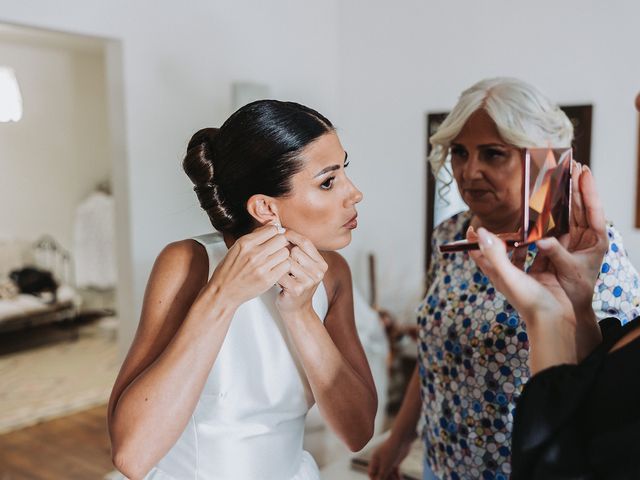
[272, 222, 285, 234]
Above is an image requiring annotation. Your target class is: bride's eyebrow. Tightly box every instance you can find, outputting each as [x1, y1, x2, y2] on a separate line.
[313, 151, 348, 178]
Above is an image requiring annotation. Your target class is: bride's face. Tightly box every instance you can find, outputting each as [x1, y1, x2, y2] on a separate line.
[276, 132, 363, 251]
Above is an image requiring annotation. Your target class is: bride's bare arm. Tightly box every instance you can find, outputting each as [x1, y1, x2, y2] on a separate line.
[108, 226, 289, 479]
[108, 241, 235, 479]
[279, 247, 377, 452]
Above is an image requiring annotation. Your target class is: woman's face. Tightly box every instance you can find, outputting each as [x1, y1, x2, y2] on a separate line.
[450, 109, 523, 226]
[276, 131, 363, 251]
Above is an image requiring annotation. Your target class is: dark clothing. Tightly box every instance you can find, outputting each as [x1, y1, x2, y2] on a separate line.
[511, 317, 640, 479]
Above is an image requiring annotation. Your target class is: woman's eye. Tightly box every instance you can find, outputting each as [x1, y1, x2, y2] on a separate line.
[450, 146, 466, 157]
[484, 149, 507, 161]
[344, 160, 350, 169]
[450, 146, 467, 161]
[321, 177, 335, 190]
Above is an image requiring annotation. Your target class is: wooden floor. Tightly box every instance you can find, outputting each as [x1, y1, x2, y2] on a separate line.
[0, 405, 114, 480]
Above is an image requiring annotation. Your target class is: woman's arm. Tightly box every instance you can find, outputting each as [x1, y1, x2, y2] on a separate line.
[468, 165, 609, 373]
[276, 231, 377, 451]
[284, 251, 377, 451]
[368, 365, 422, 480]
[472, 228, 580, 373]
[109, 226, 290, 479]
[386, 365, 422, 445]
[108, 241, 234, 479]
[533, 163, 608, 362]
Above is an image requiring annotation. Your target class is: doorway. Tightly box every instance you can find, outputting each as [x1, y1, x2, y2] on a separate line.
[0, 22, 129, 441]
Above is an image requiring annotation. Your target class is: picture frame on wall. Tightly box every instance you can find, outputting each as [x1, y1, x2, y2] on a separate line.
[424, 104, 593, 277]
[561, 104, 593, 167]
[424, 112, 448, 274]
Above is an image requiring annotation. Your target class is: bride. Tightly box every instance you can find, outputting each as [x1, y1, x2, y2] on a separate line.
[108, 100, 377, 480]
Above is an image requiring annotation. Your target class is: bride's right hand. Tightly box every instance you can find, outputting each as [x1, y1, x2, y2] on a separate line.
[207, 224, 291, 306]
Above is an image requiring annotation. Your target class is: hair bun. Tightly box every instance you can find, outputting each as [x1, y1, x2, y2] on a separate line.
[183, 128, 235, 232]
[187, 127, 220, 155]
[193, 181, 225, 210]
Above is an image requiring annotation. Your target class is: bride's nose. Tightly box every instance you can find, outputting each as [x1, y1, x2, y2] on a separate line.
[345, 179, 363, 206]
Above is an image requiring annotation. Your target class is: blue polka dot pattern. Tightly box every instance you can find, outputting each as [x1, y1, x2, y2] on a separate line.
[418, 211, 640, 480]
[591, 225, 640, 324]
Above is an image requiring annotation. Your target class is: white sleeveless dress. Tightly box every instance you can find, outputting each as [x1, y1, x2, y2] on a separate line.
[130, 232, 328, 480]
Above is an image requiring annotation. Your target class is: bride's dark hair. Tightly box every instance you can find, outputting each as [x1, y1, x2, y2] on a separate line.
[183, 100, 333, 236]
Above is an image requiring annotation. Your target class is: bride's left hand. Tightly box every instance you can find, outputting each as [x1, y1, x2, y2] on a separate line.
[275, 229, 328, 315]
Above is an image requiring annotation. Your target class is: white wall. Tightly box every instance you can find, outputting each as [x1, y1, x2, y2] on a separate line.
[0, 39, 110, 251]
[336, 0, 640, 322]
[0, 0, 340, 352]
[3, 0, 638, 348]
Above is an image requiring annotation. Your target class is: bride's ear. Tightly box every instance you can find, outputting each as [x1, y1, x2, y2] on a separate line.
[246, 194, 281, 225]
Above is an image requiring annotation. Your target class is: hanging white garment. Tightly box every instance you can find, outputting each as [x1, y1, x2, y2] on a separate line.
[73, 191, 117, 289]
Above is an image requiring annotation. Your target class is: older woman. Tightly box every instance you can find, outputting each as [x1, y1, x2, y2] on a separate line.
[369, 78, 640, 480]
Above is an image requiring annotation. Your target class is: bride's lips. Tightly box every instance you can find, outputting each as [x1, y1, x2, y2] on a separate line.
[343, 214, 358, 229]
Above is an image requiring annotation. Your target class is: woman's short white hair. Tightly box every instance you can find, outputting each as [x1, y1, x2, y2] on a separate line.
[428, 77, 574, 180]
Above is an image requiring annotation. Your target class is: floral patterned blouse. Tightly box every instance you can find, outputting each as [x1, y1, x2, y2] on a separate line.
[417, 210, 640, 480]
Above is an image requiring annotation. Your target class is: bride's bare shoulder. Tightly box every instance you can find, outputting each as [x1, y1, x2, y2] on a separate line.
[146, 239, 209, 296]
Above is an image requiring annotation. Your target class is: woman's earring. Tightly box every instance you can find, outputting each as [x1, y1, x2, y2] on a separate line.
[272, 221, 285, 234]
